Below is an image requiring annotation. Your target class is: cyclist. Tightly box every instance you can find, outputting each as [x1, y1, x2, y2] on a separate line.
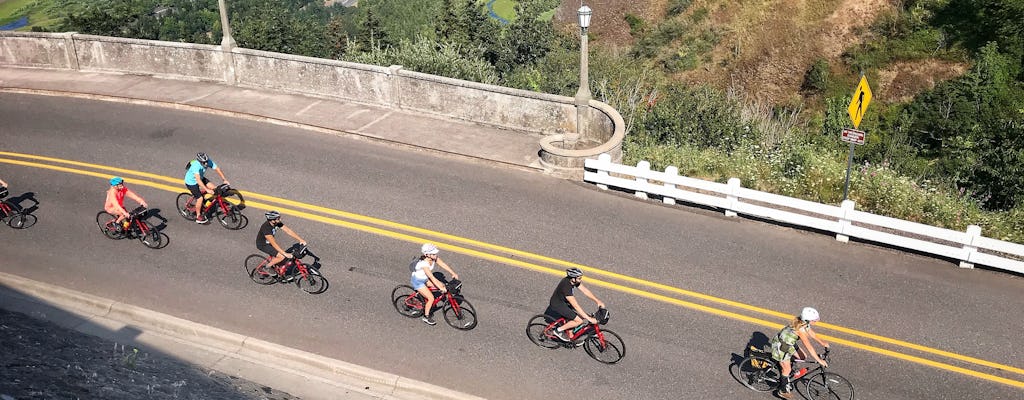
[547, 268, 605, 342]
[0, 177, 7, 187]
[770, 307, 830, 399]
[184, 152, 230, 224]
[256, 211, 306, 280]
[104, 177, 148, 230]
[410, 243, 459, 326]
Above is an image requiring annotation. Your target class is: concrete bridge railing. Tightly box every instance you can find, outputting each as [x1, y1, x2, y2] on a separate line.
[0, 31, 623, 174]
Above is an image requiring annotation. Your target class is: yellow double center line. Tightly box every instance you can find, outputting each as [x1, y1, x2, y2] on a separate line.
[2, 150, 1023, 389]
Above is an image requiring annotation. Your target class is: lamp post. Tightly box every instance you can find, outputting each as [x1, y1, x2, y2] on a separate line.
[568, 4, 593, 150]
[217, 0, 237, 84]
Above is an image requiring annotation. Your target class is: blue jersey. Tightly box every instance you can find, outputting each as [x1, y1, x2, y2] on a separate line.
[184, 159, 217, 185]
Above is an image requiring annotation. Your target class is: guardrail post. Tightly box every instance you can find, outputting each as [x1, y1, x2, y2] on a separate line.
[595, 153, 610, 190]
[388, 65, 404, 109]
[959, 225, 981, 269]
[725, 178, 740, 217]
[635, 161, 650, 199]
[663, 166, 678, 205]
[836, 200, 855, 242]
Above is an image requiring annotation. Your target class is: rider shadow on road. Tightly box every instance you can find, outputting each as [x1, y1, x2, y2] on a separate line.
[140, 208, 169, 231]
[733, 331, 771, 364]
[7, 191, 40, 215]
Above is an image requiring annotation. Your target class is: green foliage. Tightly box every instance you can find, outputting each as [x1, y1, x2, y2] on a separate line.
[357, 0, 444, 45]
[634, 83, 751, 152]
[630, 18, 689, 59]
[624, 13, 646, 37]
[666, 0, 694, 17]
[801, 59, 830, 94]
[345, 36, 499, 84]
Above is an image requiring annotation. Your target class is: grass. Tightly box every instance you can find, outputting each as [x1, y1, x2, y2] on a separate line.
[0, 0, 61, 31]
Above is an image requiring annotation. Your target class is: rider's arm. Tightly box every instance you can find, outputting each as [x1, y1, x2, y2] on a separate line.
[214, 166, 229, 184]
[426, 268, 446, 292]
[799, 331, 827, 367]
[807, 327, 830, 348]
[266, 234, 289, 257]
[577, 284, 605, 308]
[281, 225, 306, 245]
[566, 295, 595, 323]
[435, 258, 459, 280]
[0, 178, 7, 186]
[125, 189, 147, 208]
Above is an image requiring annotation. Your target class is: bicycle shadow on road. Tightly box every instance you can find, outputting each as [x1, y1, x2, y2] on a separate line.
[5, 191, 41, 228]
[727, 332, 774, 387]
[141, 207, 170, 232]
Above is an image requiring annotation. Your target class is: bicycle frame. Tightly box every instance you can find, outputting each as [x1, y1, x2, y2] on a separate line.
[188, 192, 232, 216]
[543, 317, 607, 347]
[255, 254, 312, 280]
[411, 288, 461, 315]
[0, 201, 14, 217]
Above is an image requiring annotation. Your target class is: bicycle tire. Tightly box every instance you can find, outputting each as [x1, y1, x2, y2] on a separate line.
[442, 298, 477, 330]
[583, 328, 626, 364]
[5, 208, 29, 229]
[297, 270, 328, 294]
[95, 211, 123, 239]
[526, 315, 560, 349]
[216, 207, 245, 230]
[139, 222, 163, 249]
[389, 285, 419, 316]
[175, 193, 197, 221]
[803, 371, 855, 400]
[737, 355, 781, 392]
[246, 255, 277, 285]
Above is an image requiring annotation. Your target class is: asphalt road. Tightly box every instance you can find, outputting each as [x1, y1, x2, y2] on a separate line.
[1, 93, 1022, 400]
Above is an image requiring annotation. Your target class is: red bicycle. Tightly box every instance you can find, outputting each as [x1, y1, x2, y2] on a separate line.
[0, 187, 31, 229]
[95, 206, 167, 249]
[391, 276, 478, 330]
[175, 184, 246, 229]
[526, 307, 625, 364]
[244, 244, 329, 294]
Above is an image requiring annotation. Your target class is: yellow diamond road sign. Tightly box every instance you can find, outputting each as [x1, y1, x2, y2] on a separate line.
[848, 76, 872, 129]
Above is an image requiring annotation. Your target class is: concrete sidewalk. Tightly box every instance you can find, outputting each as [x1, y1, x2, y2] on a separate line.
[0, 272, 485, 400]
[0, 67, 545, 172]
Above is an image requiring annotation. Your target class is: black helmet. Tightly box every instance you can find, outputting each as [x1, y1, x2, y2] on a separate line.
[566, 268, 584, 278]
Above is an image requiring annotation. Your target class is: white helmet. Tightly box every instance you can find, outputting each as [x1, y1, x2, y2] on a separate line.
[421, 243, 439, 255]
[800, 307, 820, 322]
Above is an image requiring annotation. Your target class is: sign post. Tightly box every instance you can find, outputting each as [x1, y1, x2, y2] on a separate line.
[842, 75, 872, 201]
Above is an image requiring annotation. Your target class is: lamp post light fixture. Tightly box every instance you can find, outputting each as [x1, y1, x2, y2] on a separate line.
[568, 4, 593, 149]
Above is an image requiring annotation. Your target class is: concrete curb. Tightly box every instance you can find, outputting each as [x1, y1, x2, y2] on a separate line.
[0, 271, 486, 400]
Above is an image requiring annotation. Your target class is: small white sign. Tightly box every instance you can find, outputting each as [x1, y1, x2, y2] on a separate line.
[841, 128, 866, 145]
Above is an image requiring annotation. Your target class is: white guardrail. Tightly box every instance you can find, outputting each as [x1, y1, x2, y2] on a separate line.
[584, 153, 1024, 274]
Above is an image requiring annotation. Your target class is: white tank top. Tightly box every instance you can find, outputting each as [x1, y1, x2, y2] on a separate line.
[411, 259, 433, 281]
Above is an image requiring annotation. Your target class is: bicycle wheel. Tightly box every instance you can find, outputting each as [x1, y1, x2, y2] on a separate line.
[442, 298, 477, 330]
[139, 223, 164, 249]
[583, 328, 626, 364]
[246, 255, 277, 285]
[5, 208, 29, 229]
[297, 270, 328, 294]
[803, 371, 855, 400]
[216, 207, 245, 230]
[95, 211, 123, 239]
[526, 315, 560, 349]
[391, 285, 423, 318]
[737, 355, 781, 392]
[175, 193, 197, 221]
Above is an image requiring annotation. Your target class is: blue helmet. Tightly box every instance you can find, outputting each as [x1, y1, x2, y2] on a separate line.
[109, 176, 124, 186]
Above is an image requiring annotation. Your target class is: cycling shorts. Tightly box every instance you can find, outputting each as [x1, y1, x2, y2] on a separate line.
[257, 243, 278, 257]
[771, 340, 800, 363]
[411, 274, 430, 290]
[545, 302, 578, 322]
[186, 177, 211, 199]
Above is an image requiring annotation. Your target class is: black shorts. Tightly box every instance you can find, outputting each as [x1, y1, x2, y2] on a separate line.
[545, 302, 578, 322]
[186, 177, 211, 199]
[257, 243, 278, 257]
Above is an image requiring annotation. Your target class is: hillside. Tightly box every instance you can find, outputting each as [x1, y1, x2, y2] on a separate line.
[551, 0, 968, 104]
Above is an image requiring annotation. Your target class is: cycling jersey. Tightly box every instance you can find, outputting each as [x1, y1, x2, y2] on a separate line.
[256, 220, 283, 255]
[410, 259, 434, 290]
[770, 325, 808, 362]
[546, 277, 579, 320]
[184, 159, 217, 185]
[113, 186, 127, 207]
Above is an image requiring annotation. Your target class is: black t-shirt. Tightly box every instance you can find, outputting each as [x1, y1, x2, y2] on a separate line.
[256, 220, 283, 247]
[548, 277, 577, 309]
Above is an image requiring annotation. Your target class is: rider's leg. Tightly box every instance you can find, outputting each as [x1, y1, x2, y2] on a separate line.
[186, 183, 204, 221]
[778, 359, 793, 396]
[416, 286, 436, 317]
[266, 253, 286, 276]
